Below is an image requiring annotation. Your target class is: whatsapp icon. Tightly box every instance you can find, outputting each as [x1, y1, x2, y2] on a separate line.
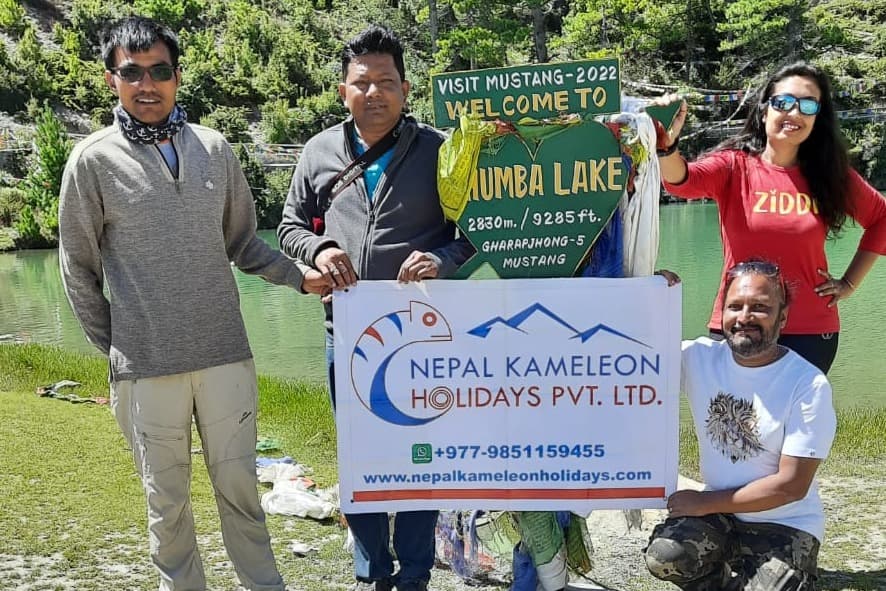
[412, 443, 433, 464]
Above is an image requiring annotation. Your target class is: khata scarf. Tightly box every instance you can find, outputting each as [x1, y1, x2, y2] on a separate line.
[114, 103, 187, 144]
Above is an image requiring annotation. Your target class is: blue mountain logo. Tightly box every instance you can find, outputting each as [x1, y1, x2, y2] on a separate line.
[573, 323, 650, 347]
[467, 302, 651, 348]
[467, 303, 579, 337]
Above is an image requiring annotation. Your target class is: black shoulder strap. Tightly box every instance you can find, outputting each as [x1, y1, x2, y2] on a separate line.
[318, 121, 401, 208]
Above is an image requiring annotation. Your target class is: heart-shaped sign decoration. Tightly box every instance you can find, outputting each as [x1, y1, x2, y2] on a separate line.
[454, 120, 626, 279]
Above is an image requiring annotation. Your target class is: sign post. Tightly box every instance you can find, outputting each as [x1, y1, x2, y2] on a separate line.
[431, 60, 631, 278]
[432, 59, 621, 128]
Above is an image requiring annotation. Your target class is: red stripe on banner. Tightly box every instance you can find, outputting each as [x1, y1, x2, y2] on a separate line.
[363, 326, 384, 344]
[352, 487, 665, 502]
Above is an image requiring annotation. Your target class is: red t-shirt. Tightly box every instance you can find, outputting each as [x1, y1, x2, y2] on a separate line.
[664, 150, 886, 334]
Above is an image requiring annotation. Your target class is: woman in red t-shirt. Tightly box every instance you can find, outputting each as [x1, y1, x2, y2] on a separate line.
[654, 62, 885, 373]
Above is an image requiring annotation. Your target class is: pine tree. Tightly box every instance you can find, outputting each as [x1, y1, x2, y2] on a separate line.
[17, 106, 73, 247]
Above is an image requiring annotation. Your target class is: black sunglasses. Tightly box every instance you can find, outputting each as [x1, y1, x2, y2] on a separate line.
[110, 64, 177, 83]
[726, 260, 788, 298]
[727, 260, 781, 278]
[767, 94, 820, 116]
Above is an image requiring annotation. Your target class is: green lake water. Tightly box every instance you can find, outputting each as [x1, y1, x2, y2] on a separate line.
[1, 203, 882, 407]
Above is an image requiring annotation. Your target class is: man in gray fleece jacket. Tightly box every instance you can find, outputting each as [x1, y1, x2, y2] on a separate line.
[58, 16, 328, 591]
[277, 25, 473, 591]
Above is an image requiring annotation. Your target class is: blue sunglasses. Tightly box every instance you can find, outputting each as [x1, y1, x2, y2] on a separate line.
[768, 94, 821, 116]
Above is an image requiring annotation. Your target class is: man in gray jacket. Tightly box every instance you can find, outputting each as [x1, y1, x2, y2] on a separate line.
[277, 25, 473, 591]
[58, 16, 328, 591]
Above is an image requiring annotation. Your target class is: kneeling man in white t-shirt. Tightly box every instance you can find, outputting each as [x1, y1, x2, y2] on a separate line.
[644, 259, 836, 590]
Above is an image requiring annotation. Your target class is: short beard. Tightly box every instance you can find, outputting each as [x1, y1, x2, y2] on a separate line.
[726, 321, 781, 360]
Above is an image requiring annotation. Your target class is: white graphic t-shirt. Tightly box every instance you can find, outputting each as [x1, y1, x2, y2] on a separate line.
[681, 337, 836, 541]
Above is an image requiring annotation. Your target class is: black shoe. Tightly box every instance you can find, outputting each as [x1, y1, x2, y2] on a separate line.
[395, 580, 428, 591]
[352, 579, 393, 591]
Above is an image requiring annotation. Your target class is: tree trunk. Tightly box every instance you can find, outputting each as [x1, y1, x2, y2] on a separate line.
[785, 1, 803, 62]
[429, 0, 438, 54]
[684, 0, 693, 82]
[532, 5, 548, 62]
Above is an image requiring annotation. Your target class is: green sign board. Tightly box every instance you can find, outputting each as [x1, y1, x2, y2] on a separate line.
[431, 59, 621, 128]
[645, 102, 682, 130]
[453, 120, 625, 279]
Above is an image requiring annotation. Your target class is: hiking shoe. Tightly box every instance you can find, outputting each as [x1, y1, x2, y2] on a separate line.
[352, 579, 393, 591]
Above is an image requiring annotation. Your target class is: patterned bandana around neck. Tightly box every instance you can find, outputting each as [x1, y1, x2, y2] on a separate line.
[114, 103, 187, 145]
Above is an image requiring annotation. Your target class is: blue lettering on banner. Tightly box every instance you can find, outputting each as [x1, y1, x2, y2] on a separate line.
[409, 354, 660, 379]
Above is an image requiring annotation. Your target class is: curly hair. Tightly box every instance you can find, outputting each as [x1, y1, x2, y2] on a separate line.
[717, 62, 851, 236]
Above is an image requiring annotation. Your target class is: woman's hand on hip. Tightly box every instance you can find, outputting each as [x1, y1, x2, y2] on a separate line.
[815, 268, 856, 307]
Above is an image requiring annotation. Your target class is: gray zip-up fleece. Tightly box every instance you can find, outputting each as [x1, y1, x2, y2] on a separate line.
[59, 123, 306, 381]
[277, 116, 474, 328]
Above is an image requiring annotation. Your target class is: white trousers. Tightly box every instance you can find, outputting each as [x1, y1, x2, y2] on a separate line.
[111, 359, 284, 591]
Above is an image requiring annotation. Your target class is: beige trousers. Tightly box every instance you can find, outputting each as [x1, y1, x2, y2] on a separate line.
[111, 359, 284, 591]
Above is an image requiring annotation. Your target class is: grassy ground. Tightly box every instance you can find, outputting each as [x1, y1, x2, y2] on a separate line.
[1, 344, 884, 590]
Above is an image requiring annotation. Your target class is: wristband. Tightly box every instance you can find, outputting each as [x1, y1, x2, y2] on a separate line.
[841, 276, 856, 290]
[657, 137, 679, 157]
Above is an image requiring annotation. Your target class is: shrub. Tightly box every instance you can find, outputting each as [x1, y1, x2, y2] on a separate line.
[14, 205, 43, 248]
[0, 187, 26, 226]
[90, 106, 115, 131]
[260, 99, 298, 144]
[232, 144, 296, 230]
[254, 25, 323, 102]
[217, 38, 263, 105]
[212, 1, 277, 106]
[263, 168, 296, 229]
[200, 106, 252, 143]
[23, 97, 43, 123]
[133, 0, 205, 31]
[52, 27, 114, 113]
[68, 60, 115, 114]
[69, 0, 128, 47]
[288, 91, 347, 142]
[0, 42, 27, 111]
[0, 0, 26, 37]
[260, 93, 345, 145]
[178, 29, 226, 119]
[16, 106, 73, 247]
[844, 120, 886, 190]
[15, 24, 53, 100]
[233, 144, 272, 228]
[0, 226, 18, 250]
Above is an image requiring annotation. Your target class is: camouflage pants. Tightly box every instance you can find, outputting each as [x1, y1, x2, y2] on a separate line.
[643, 514, 820, 591]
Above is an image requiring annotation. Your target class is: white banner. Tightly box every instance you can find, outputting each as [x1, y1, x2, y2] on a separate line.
[333, 277, 681, 514]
